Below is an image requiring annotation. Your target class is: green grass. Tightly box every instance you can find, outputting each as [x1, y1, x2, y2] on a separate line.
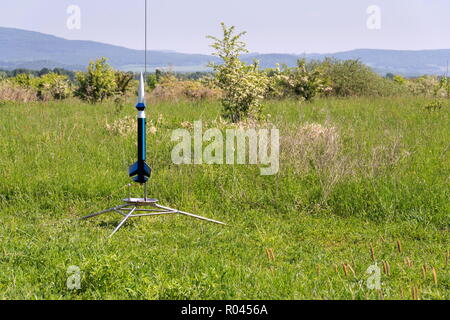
[0, 96, 448, 299]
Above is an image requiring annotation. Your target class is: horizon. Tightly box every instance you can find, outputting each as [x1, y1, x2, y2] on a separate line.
[1, 0, 449, 54]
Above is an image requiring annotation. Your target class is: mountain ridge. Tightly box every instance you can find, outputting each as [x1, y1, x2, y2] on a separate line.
[1, 27, 449, 76]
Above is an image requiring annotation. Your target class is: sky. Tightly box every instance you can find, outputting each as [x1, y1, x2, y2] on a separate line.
[0, 0, 449, 54]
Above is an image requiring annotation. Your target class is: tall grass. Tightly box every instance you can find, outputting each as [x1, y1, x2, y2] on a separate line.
[0, 96, 448, 299]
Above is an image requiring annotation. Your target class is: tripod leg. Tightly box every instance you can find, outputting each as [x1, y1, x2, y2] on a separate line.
[155, 204, 227, 226]
[109, 207, 137, 238]
[81, 204, 128, 220]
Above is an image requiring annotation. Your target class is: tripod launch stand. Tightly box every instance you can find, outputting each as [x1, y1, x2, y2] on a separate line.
[82, 183, 226, 237]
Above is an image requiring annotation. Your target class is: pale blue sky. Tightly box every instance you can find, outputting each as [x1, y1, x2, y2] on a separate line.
[1, 0, 449, 54]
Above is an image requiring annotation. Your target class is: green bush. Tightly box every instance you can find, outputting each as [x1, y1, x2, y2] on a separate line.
[114, 71, 134, 96]
[35, 73, 71, 100]
[146, 70, 163, 91]
[8, 73, 71, 101]
[393, 75, 406, 85]
[266, 59, 409, 99]
[75, 58, 117, 103]
[436, 76, 450, 98]
[318, 58, 406, 97]
[269, 59, 332, 101]
[11, 73, 36, 88]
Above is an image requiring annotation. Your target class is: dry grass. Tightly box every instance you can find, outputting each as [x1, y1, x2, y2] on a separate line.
[105, 116, 158, 136]
[149, 78, 222, 103]
[281, 122, 408, 201]
[179, 115, 275, 130]
[281, 122, 350, 200]
[0, 81, 38, 102]
[361, 133, 410, 178]
[282, 122, 341, 172]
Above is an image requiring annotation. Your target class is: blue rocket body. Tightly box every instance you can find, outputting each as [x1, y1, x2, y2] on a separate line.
[129, 74, 151, 184]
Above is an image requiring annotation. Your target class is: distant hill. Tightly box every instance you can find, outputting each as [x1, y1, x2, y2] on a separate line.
[1, 27, 449, 76]
[0, 27, 218, 72]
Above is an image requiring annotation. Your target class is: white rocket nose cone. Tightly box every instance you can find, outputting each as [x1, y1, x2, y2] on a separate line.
[138, 72, 145, 104]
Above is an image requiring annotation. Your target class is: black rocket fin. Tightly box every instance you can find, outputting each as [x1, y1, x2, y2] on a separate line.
[129, 162, 139, 177]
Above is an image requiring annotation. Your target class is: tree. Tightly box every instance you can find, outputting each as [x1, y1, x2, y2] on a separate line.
[207, 23, 268, 122]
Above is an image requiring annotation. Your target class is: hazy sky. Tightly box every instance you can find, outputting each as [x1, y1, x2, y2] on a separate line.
[1, 0, 449, 54]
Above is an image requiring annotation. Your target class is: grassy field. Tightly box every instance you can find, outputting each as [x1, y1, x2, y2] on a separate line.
[0, 96, 448, 299]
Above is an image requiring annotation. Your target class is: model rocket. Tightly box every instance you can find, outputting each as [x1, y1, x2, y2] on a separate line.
[129, 73, 151, 184]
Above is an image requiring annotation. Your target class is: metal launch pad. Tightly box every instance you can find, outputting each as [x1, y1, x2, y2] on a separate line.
[82, 184, 226, 237]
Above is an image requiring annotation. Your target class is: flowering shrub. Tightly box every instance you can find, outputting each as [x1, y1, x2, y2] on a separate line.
[5, 73, 71, 101]
[271, 59, 332, 101]
[36, 73, 71, 100]
[208, 23, 269, 122]
[405, 76, 439, 96]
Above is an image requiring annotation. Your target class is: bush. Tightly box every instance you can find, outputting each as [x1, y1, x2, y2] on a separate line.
[146, 74, 159, 91]
[208, 23, 268, 122]
[75, 58, 117, 103]
[35, 73, 71, 100]
[114, 71, 134, 96]
[269, 59, 332, 101]
[266, 59, 408, 99]
[11, 73, 36, 88]
[405, 76, 439, 96]
[321, 59, 374, 96]
[5, 72, 71, 101]
[146, 70, 163, 91]
[435, 76, 449, 98]
[319, 58, 406, 97]
[393, 75, 406, 85]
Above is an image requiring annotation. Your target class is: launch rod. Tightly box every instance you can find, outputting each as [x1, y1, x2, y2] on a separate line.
[145, 0, 147, 74]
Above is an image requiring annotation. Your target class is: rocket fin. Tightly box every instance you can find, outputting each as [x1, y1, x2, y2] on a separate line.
[133, 176, 149, 183]
[143, 162, 151, 177]
[129, 162, 139, 177]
